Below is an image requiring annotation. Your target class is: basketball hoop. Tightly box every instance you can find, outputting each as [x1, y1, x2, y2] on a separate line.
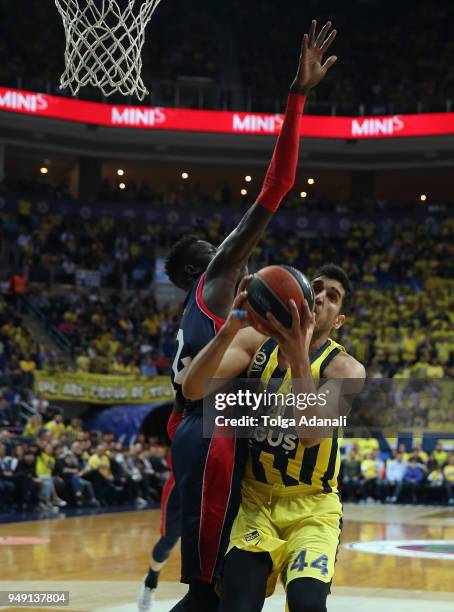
[55, 0, 162, 101]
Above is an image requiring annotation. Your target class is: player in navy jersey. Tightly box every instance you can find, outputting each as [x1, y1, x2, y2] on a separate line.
[139, 20, 338, 612]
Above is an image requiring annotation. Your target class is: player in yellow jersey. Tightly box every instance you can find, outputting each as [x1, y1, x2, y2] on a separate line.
[183, 263, 365, 612]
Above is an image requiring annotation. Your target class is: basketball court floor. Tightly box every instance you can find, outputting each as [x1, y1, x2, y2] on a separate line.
[1, 504, 453, 612]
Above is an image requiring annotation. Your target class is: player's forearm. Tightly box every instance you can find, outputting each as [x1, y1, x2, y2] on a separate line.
[291, 356, 322, 447]
[256, 93, 306, 210]
[210, 204, 272, 276]
[291, 357, 318, 403]
[182, 328, 237, 401]
[205, 93, 305, 284]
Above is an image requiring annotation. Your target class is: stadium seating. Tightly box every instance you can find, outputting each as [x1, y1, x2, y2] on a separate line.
[1, 0, 453, 113]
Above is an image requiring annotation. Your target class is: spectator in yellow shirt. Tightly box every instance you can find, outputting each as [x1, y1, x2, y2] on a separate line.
[36, 445, 55, 478]
[36, 444, 66, 509]
[361, 452, 378, 501]
[85, 444, 117, 504]
[75, 351, 90, 372]
[45, 414, 66, 438]
[433, 442, 448, 468]
[88, 444, 113, 480]
[356, 436, 379, 459]
[407, 446, 429, 465]
[19, 353, 36, 372]
[426, 357, 444, 378]
[23, 414, 43, 438]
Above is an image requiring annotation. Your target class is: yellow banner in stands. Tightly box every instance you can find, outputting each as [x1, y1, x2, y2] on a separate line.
[34, 372, 175, 404]
[426, 277, 454, 289]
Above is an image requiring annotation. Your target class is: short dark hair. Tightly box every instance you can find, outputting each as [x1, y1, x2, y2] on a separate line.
[165, 235, 200, 290]
[312, 263, 352, 313]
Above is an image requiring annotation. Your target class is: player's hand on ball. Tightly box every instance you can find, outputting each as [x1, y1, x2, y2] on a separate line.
[266, 299, 316, 366]
[222, 275, 252, 335]
[290, 20, 337, 95]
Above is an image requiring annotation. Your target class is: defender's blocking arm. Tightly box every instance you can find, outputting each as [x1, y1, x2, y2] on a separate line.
[203, 20, 338, 319]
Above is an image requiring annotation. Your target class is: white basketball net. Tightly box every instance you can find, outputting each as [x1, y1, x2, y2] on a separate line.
[55, 0, 162, 100]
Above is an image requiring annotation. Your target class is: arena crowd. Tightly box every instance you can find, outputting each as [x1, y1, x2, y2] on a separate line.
[0, 411, 170, 513]
[1, 0, 452, 114]
[0, 182, 453, 513]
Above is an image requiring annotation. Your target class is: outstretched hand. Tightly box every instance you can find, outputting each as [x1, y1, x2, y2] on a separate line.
[291, 20, 337, 95]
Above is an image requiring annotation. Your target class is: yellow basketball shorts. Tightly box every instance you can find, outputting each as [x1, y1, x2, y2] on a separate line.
[226, 479, 343, 596]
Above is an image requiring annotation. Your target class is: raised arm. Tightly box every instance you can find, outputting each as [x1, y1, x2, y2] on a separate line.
[203, 20, 338, 318]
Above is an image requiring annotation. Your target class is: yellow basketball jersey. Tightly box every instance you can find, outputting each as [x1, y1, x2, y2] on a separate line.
[245, 337, 345, 494]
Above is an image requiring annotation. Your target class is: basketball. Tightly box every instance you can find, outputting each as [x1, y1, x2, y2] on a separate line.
[244, 265, 314, 336]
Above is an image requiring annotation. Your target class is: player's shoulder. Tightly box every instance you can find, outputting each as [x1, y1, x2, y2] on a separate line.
[325, 350, 366, 380]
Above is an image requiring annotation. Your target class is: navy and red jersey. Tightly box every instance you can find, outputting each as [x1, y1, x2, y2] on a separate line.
[170, 272, 247, 584]
[170, 272, 224, 415]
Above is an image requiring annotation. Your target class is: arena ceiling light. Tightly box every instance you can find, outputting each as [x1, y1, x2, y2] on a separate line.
[241, 189, 248, 196]
[119, 182, 126, 190]
[307, 178, 315, 185]
[420, 194, 427, 201]
[181, 172, 189, 180]
[117, 169, 125, 176]
[300, 191, 307, 198]
[40, 167, 49, 175]
[245, 175, 252, 182]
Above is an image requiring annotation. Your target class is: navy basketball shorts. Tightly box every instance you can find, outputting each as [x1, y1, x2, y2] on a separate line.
[171, 412, 247, 584]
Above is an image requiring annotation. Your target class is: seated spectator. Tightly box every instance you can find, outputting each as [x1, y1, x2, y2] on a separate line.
[55, 448, 99, 507]
[66, 418, 82, 442]
[19, 352, 37, 386]
[341, 448, 363, 502]
[140, 354, 158, 377]
[129, 445, 159, 502]
[82, 444, 118, 505]
[23, 414, 43, 438]
[15, 449, 41, 511]
[0, 443, 23, 503]
[44, 413, 66, 439]
[87, 444, 112, 478]
[75, 349, 90, 373]
[426, 465, 444, 503]
[401, 459, 425, 504]
[407, 445, 429, 464]
[443, 453, 454, 505]
[361, 452, 379, 501]
[111, 443, 148, 507]
[57, 434, 70, 455]
[142, 444, 170, 490]
[433, 442, 448, 468]
[10, 444, 26, 470]
[0, 461, 16, 510]
[356, 436, 380, 460]
[36, 428, 53, 450]
[35, 443, 67, 511]
[385, 450, 407, 503]
[426, 451, 440, 474]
